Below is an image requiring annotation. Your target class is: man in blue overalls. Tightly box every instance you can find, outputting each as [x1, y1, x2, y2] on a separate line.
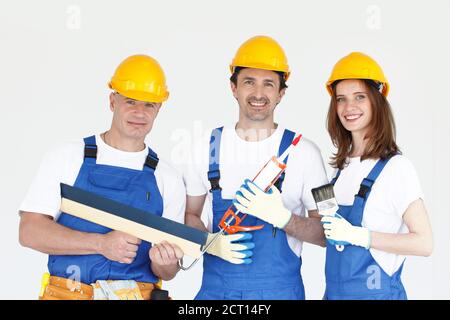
[184, 36, 328, 299]
[19, 55, 186, 300]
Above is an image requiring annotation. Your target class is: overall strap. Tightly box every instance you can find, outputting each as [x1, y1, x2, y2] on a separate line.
[83, 135, 159, 171]
[207, 127, 224, 192]
[83, 135, 97, 165]
[338, 156, 396, 227]
[356, 156, 395, 201]
[144, 147, 159, 172]
[274, 129, 296, 191]
[331, 170, 341, 185]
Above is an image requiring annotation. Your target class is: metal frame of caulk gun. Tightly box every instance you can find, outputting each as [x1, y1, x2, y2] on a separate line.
[178, 212, 238, 271]
[179, 187, 276, 271]
[179, 177, 277, 270]
[178, 134, 303, 271]
[220, 159, 285, 237]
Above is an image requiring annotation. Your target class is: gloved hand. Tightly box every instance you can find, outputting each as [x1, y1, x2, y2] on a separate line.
[206, 232, 254, 264]
[233, 179, 292, 229]
[321, 213, 371, 249]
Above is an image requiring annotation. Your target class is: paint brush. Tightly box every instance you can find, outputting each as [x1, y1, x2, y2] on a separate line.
[311, 183, 344, 251]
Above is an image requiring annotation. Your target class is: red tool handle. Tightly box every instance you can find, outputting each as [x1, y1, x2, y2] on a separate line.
[219, 207, 264, 234]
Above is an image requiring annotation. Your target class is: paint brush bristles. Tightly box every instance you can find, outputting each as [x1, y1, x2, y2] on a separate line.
[311, 183, 335, 202]
[311, 183, 339, 216]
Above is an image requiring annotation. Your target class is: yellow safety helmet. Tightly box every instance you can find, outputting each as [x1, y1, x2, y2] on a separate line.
[326, 52, 389, 97]
[230, 35, 290, 80]
[109, 54, 169, 103]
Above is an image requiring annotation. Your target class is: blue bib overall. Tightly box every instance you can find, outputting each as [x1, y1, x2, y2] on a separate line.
[48, 135, 163, 285]
[195, 127, 305, 300]
[324, 157, 407, 300]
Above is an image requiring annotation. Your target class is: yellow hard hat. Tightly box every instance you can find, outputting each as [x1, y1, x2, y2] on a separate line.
[109, 54, 169, 103]
[326, 52, 389, 97]
[230, 35, 290, 80]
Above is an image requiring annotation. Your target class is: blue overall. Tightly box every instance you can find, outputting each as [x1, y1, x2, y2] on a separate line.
[324, 157, 407, 300]
[48, 135, 163, 285]
[195, 127, 305, 300]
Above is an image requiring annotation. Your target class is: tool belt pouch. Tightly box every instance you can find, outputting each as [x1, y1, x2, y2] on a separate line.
[40, 276, 93, 300]
[39, 275, 167, 300]
[150, 288, 170, 300]
[93, 280, 145, 300]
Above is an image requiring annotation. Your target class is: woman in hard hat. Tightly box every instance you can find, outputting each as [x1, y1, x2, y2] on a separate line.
[320, 52, 433, 299]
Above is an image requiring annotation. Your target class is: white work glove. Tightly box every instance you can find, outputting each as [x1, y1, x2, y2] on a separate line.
[233, 179, 292, 229]
[206, 232, 254, 264]
[321, 214, 371, 249]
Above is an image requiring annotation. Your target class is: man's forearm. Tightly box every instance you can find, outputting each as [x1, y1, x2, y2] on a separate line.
[283, 214, 326, 247]
[185, 212, 208, 232]
[151, 261, 180, 281]
[19, 212, 103, 255]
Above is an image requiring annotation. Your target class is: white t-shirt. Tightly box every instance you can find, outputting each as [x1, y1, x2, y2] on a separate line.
[19, 134, 186, 223]
[332, 155, 424, 276]
[183, 124, 328, 257]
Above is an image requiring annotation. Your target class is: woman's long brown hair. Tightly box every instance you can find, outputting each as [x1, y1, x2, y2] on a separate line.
[327, 79, 400, 170]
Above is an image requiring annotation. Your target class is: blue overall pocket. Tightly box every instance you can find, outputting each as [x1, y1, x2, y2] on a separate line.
[87, 168, 132, 204]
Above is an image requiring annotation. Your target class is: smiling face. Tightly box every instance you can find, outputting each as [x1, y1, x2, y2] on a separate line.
[335, 79, 373, 137]
[109, 92, 161, 141]
[230, 68, 285, 122]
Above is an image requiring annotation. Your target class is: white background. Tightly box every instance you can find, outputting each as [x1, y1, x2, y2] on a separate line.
[1, 0, 449, 299]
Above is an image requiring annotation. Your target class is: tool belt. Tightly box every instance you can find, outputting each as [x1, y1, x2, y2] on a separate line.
[39, 275, 168, 300]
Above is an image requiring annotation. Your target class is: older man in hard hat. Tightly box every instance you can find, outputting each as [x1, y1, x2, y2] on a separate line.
[184, 36, 328, 300]
[19, 55, 186, 300]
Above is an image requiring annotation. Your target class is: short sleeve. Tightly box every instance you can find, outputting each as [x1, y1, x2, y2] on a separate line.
[19, 148, 65, 219]
[182, 138, 208, 197]
[161, 170, 187, 224]
[388, 156, 424, 218]
[298, 140, 329, 211]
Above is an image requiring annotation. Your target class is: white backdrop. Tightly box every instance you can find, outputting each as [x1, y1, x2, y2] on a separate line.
[1, 0, 449, 299]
